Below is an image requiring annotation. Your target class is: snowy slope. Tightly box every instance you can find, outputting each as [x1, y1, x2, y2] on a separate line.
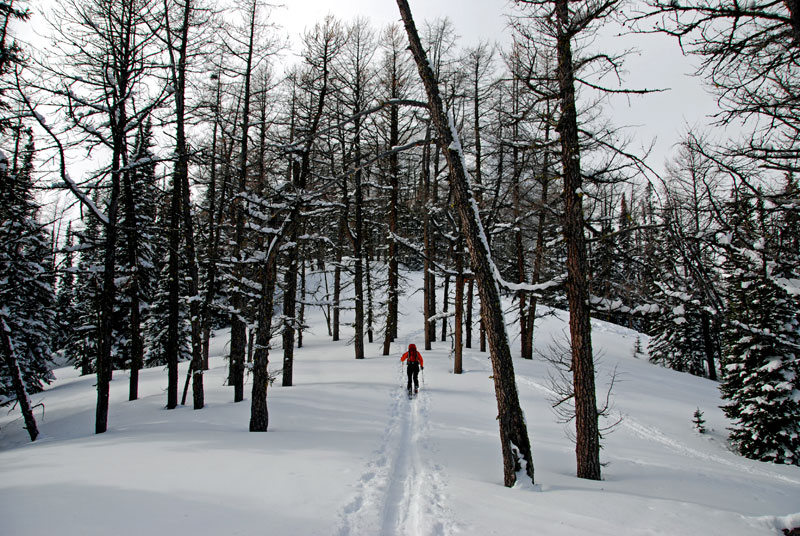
[1, 272, 798, 536]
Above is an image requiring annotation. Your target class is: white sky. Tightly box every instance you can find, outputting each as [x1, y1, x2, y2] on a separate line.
[272, 0, 508, 48]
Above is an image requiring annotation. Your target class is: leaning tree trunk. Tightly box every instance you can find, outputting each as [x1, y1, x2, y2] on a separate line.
[396, 0, 535, 487]
[555, 0, 601, 481]
[0, 319, 39, 441]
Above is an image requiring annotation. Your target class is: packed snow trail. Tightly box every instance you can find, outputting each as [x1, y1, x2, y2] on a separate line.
[336, 385, 455, 536]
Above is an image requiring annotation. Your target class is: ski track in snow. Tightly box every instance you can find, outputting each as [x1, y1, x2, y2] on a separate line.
[620, 416, 800, 486]
[336, 386, 456, 536]
[504, 356, 800, 487]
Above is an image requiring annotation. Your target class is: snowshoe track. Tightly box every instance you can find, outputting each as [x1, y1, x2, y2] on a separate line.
[336, 387, 456, 536]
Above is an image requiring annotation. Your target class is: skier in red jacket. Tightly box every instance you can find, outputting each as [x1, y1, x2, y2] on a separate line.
[401, 343, 424, 393]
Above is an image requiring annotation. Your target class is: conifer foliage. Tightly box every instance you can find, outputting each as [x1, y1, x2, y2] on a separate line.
[719, 187, 800, 466]
[0, 131, 55, 440]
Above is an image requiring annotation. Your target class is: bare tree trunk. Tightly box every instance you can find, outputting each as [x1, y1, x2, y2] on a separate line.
[352, 111, 366, 360]
[97, 172, 119, 428]
[0, 319, 38, 441]
[122, 165, 144, 400]
[525, 113, 553, 360]
[441, 248, 451, 342]
[454, 240, 464, 374]
[282, 247, 299, 384]
[165, 151, 182, 410]
[167, 0, 204, 410]
[250, 242, 278, 431]
[555, 0, 601, 481]
[383, 84, 400, 355]
[365, 249, 375, 344]
[422, 124, 435, 350]
[396, 0, 535, 487]
[510, 76, 532, 360]
[333, 192, 344, 342]
[480, 313, 486, 353]
[298, 259, 306, 348]
[229, 0, 259, 403]
[701, 312, 718, 380]
[200, 70, 228, 372]
[465, 278, 474, 348]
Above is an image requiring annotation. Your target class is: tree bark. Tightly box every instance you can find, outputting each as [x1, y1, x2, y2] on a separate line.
[1, 319, 39, 441]
[298, 259, 306, 348]
[465, 278, 474, 348]
[250, 242, 278, 431]
[454, 241, 464, 374]
[555, 0, 601, 481]
[396, 0, 535, 487]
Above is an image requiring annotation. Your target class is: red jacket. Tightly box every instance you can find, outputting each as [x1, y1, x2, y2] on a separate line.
[401, 344, 424, 366]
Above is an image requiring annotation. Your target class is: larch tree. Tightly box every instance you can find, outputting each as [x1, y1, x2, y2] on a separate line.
[378, 23, 414, 356]
[334, 16, 378, 361]
[225, 0, 274, 403]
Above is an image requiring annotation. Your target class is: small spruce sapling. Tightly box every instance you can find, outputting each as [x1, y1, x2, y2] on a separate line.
[633, 336, 644, 359]
[692, 408, 706, 434]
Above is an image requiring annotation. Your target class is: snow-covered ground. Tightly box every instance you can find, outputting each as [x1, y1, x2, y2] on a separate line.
[1, 272, 798, 535]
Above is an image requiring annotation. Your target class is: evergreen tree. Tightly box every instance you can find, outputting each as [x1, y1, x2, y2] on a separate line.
[0, 0, 29, 133]
[648, 140, 725, 379]
[648, 279, 708, 376]
[0, 130, 55, 400]
[53, 224, 81, 362]
[116, 120, 159, 394]
[648, 202, 712, 377]
[720, 190, 800, 466]
[144, 191, 191, 368]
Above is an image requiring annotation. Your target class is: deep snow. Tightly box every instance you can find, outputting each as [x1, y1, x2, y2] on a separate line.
[1, 272, 799, 535]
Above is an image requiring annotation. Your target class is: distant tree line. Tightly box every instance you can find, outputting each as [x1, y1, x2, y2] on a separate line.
[0, 0, 797, 483]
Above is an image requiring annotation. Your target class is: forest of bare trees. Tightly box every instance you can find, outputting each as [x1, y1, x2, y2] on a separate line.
[1, 0, 798, 489]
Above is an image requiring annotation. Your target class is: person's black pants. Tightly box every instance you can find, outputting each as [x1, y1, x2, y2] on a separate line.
[406, 363, 420, 391]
